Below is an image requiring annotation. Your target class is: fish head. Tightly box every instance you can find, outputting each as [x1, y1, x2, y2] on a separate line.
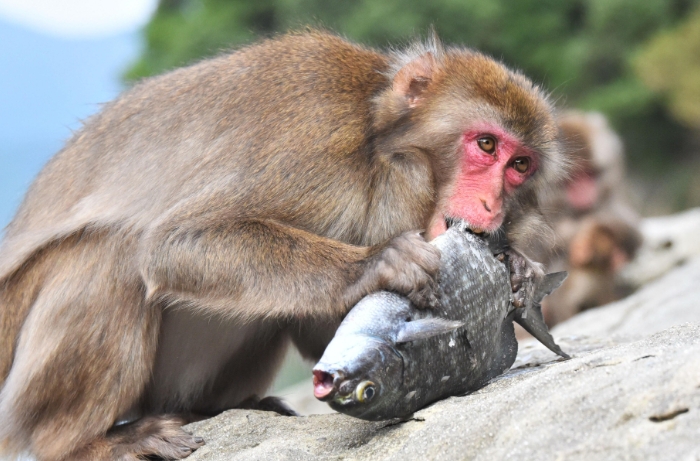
[312, 335, 404, 419]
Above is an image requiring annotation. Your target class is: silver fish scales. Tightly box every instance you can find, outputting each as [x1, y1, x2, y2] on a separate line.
[313, 224, 568, 420]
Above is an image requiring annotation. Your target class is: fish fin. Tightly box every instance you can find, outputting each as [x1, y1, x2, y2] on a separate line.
[514, 306, 570, 359]
[534, 271, 568, 303]
[515, 271, 570, 359]
[395, 318, 464, 343]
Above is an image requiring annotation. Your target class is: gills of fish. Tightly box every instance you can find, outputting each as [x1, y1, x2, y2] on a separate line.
[312, 224, 568, 421]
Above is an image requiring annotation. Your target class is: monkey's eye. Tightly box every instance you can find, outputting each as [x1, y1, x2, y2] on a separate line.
[477, 136, 496, 154]
[512, 157, 530, 174]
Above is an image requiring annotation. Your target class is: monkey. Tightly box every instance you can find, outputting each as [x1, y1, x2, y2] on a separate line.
[533, 111, 643, 326]
[0, 31, 564, 460]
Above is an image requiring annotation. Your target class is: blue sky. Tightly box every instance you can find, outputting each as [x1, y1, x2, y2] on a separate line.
[0, 2, 153, 230]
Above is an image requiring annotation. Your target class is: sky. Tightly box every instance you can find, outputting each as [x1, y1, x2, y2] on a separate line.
[0, 0, 157, 230]
[0, 0, 157, 39]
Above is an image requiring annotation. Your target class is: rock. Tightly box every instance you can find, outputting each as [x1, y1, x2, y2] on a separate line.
[185, 325, 700, 460]
[553, 256, 700, 338]
[620, 207, 700, 287]
[184, 212, 700, 460]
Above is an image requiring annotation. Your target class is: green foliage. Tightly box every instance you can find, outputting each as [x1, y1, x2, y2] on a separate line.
[124, 0, 271, 80]
[635, 7, 700, 129]
[125, 0, 700, 176]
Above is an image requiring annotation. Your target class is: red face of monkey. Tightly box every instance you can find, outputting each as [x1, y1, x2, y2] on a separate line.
[384, 47, 559, 242]
[427, 124, 538, 239]
[565, 170, 598, 211]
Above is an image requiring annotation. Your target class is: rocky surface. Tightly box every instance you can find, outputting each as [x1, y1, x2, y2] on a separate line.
[620, 207, 700, 287]
[186, 325, 699, 461]
[554, 256, 700, 339]
[185, 255, 700, 460]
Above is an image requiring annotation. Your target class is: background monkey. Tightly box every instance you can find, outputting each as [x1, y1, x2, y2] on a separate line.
[0, 31, 565, 460]
[535, 111, 642, 326]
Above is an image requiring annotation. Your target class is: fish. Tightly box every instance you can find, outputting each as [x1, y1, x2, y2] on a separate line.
[312, 222, 568, 421]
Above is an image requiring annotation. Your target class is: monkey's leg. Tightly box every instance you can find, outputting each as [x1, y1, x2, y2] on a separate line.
[140, 204, 440, 324]
[0, 241, 57, 384]
[145, 308, 291, 416]
[0, 232, 166, 461]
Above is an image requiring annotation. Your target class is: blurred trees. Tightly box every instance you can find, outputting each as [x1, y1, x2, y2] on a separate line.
[126, 0, 700, 207]
[636, 7, 700, 130]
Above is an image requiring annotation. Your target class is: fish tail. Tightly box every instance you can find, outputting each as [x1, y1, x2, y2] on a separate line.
[534, 271, 568, 303]
[515, 271, 570, 359]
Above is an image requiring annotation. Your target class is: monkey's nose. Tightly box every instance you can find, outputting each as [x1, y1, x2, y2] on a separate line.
[481, 200, 492, 213]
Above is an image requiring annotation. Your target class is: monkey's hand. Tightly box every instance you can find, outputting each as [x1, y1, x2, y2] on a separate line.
[506, 249, 545, 309]
[345, 231, 441, 310]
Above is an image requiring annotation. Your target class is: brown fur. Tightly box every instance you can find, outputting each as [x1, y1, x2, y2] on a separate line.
[73, 416, 204, 461]
[0, 31, 562, 460]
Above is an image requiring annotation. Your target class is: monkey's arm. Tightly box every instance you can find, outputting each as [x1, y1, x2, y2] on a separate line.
[139, 198, 440, 324]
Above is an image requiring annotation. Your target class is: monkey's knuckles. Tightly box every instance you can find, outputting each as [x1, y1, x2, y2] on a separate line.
[408, 279, 441, 309]
[506, 249, 543, 308]
[106, 416, 204, 461]
[369, 233, 441, 309]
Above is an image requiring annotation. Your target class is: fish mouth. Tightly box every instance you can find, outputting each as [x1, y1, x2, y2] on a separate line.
[313, 369, 369, 406]
[312, 369, 337, 401]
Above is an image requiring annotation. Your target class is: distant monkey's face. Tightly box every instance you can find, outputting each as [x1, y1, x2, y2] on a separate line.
[565, 166, 599, 212]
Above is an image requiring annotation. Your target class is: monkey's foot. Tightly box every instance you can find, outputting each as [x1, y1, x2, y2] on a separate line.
[238, 395, 300, 416]
[75, 415, 204, 460]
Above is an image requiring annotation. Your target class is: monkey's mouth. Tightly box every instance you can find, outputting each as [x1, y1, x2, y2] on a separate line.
[445, 216, 486, 237]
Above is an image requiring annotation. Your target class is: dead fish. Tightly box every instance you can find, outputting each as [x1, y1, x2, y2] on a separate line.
[312, 223, 568, 420]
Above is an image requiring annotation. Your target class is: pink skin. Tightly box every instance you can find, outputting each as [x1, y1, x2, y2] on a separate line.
[313, 369, 334, 399]
[427, 125, 537, 239]
[566, 173, 598, 211]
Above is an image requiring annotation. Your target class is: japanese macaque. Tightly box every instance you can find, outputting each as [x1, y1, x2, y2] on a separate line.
[0, 31, 564, 460]
[536, 111, 642, 326]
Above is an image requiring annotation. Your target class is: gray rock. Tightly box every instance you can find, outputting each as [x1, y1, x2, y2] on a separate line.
[186, 323, 700, 460]
[553, 256, 700, 338]
[620, 207, 700, 287]
[184, 213, 700, 460]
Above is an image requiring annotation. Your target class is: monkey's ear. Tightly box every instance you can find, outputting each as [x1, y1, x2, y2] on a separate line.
[393, 53, 439, 108]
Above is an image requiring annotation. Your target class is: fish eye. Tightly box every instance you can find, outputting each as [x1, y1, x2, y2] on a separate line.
[512, 157, 530, 173]
[356, 381, 376, 403]
[477, 136, 496, 154]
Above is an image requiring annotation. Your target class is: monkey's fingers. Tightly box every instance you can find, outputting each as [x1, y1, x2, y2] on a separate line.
[512, 289, 526, 308]
[506, 249, 543, 293]
[510, 275, 523, 293]
[80, 415, 205, 461]
[402, 255, 441, 308]
[509, 264, 528, 294]
[407, 274, 441, 310]
[364, 231, 441, 309]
